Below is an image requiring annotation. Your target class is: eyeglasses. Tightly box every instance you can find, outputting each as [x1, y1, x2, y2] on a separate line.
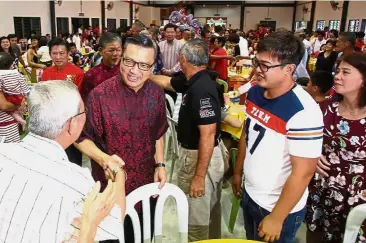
[122, 57, 154, 71]
[71, 108, 87, 119]
[252, 57, 291, 73]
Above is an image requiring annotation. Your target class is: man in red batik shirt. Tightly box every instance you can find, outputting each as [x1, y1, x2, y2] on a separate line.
[41, 38, 84, 166]
[41, 38, 84, 92]
[75, 36, 168, 243]
[210, 36, 228, 81]
[81, 32, 122, 101]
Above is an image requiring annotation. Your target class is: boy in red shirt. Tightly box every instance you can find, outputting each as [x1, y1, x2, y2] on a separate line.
[210, 36, 228, 81]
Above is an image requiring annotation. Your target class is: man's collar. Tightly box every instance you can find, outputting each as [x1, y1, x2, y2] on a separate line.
[22, 133, 68, 162]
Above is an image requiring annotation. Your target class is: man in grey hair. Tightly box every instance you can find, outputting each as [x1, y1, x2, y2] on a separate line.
[0, 80, 126, 242]
[81, 32, 122, 101]
[149, 39, 224, 241]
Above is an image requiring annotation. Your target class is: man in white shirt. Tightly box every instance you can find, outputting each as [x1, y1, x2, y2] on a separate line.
[232, 31, 323, 243]
[0, 81, 126, 243]
[310, 30, 326, 54]
[237, 31, 249, 56]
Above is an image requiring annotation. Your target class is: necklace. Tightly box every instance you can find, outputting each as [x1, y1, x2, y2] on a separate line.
[340, 102, 366, 117]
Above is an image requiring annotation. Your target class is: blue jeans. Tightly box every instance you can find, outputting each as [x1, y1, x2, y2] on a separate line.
[241, 189, 305, 243]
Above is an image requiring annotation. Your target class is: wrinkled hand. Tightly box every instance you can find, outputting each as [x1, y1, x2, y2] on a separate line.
[154, 167, 167, 190]
[82, 180, 117, 228]
[232, 173, 242, 199]
[189, 175, 205, 198]
[258, 214, 283, 242]
[103, 155, 125, 181]
[316, 155, 330, 177]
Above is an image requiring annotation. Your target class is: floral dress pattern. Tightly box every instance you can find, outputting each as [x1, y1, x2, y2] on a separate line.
[306, 101, 366, 243]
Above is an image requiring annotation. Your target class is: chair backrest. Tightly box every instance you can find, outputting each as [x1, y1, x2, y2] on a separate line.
[167, 116, 179, 155]
[217, 79, 228, 93]
[165, 94, 175, 117]
[126, 183, 188, 243]
[343, 203, 366, 243]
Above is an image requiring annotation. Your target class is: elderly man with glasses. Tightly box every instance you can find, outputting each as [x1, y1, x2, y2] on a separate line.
[75, 35, 168, 243]
[0, 81, 126, 243]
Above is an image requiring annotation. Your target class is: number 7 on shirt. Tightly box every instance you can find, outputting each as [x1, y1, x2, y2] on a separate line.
[245, 117, 266, 154]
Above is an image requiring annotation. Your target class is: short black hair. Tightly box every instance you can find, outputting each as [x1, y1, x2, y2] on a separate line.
[124, 35, 157, 59]
[339, 32, 356, 46]
[48, 38, 70, 53]
[329, 29, 339, 38]
[164, 23, 177, 32]
[69, 42, 76, 48]
[0, 52, 15, 70]
[326, 39, 337, 47]
[212, 36, 226, 47]
[316, 30, 325, 37]
[39, 36, 48, 47]
[257, 30, 304, 66]
[214, 25, 223, 34]
[7, 34, 17, 39]
[99, 32, 121, 49]
[201, 29, 210, 38]
[228, 33, 240, 44]
[310, 71, 334, 94]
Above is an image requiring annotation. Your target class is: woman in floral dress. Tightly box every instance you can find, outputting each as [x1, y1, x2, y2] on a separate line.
[306, 53, 366, 243]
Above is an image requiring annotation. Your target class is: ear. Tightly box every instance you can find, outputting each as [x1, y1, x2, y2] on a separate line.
[285, 64, 296, 76]
[68, 117, 79, 137]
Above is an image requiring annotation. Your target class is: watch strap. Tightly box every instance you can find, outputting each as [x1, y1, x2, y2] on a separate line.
[155, 162, 165, 168]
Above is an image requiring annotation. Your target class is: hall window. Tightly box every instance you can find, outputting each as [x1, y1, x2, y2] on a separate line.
[348, 19, 360, 32]
[14, 17, 41, 38]
[329, 20, 340, 31]
[92, 18, 99, 28]
[120, 19, 128, 29]
[107, 18, 116, 31]
[56, 17, 69, 35]
[316, 20, 325, 30]
[295, 21, 306, 30]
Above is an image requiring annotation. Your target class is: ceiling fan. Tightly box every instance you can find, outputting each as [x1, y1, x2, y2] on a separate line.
[330, 1, 342, 11]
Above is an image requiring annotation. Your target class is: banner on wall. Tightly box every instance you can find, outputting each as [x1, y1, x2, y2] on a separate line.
[206, 17, 227, 27]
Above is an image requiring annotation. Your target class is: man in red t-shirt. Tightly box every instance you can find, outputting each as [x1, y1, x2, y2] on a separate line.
[41, 38, 84, 92]
[41, 38, 84, 166]
[209, 36, 228, 81]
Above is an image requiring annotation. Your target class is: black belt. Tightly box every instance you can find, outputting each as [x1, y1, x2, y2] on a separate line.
[180, 138, 220, 150]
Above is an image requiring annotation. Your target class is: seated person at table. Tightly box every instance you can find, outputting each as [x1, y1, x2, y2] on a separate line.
[217, 83, 242, 128]
[306, 70, 333, 103]
[209, 36, 228, 81]
[69, 42, 84, 68]
[0, 52, 30, 131]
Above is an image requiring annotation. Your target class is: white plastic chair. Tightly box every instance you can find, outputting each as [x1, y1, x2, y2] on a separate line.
[164, 94, 175, 159]
[166, 116, 179, 182]
[165, 94, 175, 118]
[125, 182, 188, 243]
[343, 203, 366, 243]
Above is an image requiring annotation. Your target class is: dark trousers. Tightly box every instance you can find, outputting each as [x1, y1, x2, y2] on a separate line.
[101, 197, 157, 243]
[241, 189, 305, 243]
[65, 144, 82, 166]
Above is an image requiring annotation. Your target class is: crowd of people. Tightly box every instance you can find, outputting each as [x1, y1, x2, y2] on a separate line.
[0, 18, 366, 243]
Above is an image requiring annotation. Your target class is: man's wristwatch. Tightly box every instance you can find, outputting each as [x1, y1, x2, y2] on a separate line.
[155, 162, 166, 168]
